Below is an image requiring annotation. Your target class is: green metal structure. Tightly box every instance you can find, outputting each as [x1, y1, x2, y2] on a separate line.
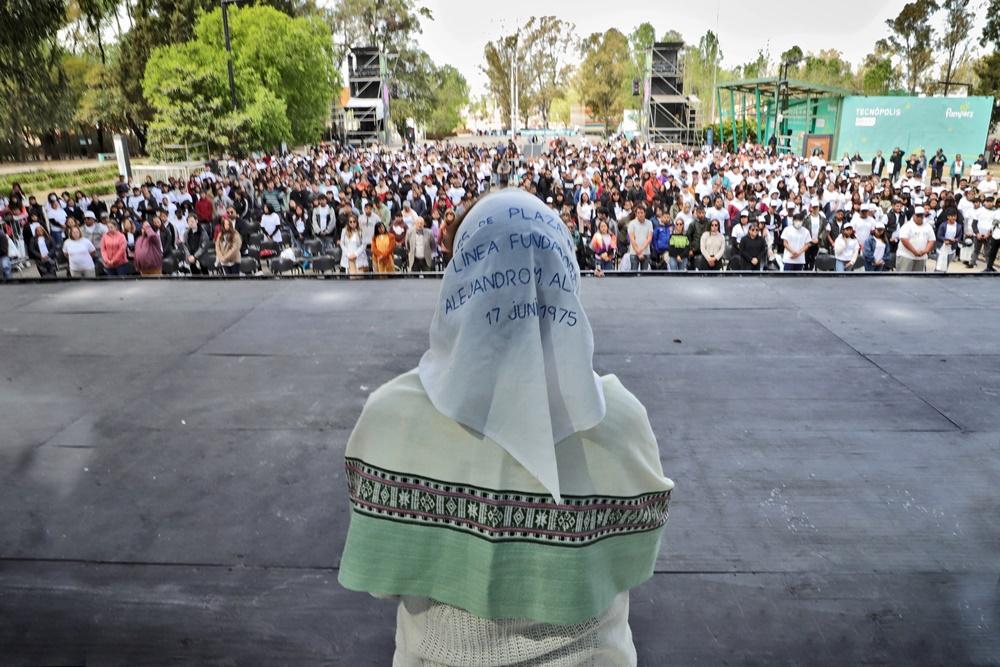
[714, 77, 854, 154]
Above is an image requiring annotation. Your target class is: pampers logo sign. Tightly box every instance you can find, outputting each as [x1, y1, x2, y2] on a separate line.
[945, 106, 974, 119]
[854, 107, 902, 127]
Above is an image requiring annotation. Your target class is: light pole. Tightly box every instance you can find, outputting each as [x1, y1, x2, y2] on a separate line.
[221, 0, 246, 109]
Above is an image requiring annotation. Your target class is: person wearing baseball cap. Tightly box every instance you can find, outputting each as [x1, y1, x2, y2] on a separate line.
[833, 221, 860, 271]
[896, 206, 935, 272]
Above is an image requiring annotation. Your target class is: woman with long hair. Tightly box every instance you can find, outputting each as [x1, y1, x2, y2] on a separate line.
[28, 224, 57, 277]
[134, 221, 164, 276]
[215, 217, 243, 276]
[340, 215, 368, 275]
[590, 219, 617, 271]
[371, 221, 396, 274]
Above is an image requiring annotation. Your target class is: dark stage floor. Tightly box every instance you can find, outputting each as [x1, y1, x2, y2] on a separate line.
[1, 277, 998, 666]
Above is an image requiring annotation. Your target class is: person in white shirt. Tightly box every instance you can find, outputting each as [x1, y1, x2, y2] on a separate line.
[853, 204, 875, 245]
[896, 207, 936, 272]
[781, 215, 812, 271]
[730, 209, 752, 244]
[261, 203, 283, 244]
[833, 222, 860, 272]
[357, 202, 381, 247]
[977, 174, 998, 198]
[62, 225, 97, 278]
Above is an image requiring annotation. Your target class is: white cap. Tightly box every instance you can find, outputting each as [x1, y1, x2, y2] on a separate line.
[84, 210, 96, 219]
[914, 206, 926, 215]
[875, 220, 886, 229]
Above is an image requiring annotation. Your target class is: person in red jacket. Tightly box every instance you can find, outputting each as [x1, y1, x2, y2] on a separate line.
[194, 191, 214, 225]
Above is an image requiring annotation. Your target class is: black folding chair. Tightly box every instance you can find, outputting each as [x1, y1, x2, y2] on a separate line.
[239, 257, 259, 275]
[311, 256, 338, 274]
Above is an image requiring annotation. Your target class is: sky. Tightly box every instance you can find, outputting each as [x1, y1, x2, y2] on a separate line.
[415, 0, 942, 95]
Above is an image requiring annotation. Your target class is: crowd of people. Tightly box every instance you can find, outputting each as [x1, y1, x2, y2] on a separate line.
[1, 136, 998, 281]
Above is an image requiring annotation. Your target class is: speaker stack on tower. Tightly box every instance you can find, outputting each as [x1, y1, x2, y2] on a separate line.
[647, 42, 699, 146]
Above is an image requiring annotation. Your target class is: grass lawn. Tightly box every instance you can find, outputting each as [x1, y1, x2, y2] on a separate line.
[1, 166, 119, 201]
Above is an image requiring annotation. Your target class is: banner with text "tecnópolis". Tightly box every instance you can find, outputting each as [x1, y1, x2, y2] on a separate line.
[835, 96, 994, 161]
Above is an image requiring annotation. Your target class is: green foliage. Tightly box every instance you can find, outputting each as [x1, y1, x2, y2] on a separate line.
[884, 0, 939, 94]
[521, 17, 577, 127]
[331, 0, 432, 56]
[426, 65, 470, 138]
[390, 49, 468, 138]
[936, 0, 975, 93]
[194, 6, 338, 144]
[0, 0, 68, 157]
[704, 119, 759, 146]
[578, 29, 630, 136]
[143, 6, 337, 157]
[482, 34, 534, 129]
[792, 50, 856, 89]
[973, 51, 1000, 131]
[983, 0, 1000, 49]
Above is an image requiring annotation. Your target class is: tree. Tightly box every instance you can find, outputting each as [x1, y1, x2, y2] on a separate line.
[624, 23, 656, 111]
[858, 41, 900, 95]
[426, 65, 469, 138]
[741, 48, 771, 79]
[884, 0, 938, 94]
[779, 45, 804, 66]
[683, 30, 728, 124]
[331, 0, 432, 56]
[521, 17, 577, 128]
[143, 6, 338, 157]
[973, 51, 1000, 131]
[194, 6, 338, 144]
[796, 50, 855, 89]
[0, 0, 69, 159]
[936, 0, 975, 94]
[577, 29, 630, 137]
[982, 0, 1000, 49]
[482, 33, 534, 130]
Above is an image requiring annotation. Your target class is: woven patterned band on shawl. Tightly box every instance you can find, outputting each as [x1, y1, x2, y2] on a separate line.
[345, 457, 671, 547]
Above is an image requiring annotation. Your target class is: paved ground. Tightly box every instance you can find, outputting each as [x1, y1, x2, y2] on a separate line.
[1, 277, 998, 666]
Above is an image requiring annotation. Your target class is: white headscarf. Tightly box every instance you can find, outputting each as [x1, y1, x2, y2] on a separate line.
[418, 189, 606, 503]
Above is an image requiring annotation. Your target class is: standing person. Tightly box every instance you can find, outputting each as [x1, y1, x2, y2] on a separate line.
[627, 205, 653, 271]
[0, 215, 11, 280]
[261, 203, 283, 245]
[871, 150, 885, 178]
[983, 198, 1000, 272]
[340, 215, 368, 275]
[698, 219, 725, 270]
[62, 225, 97, 278]
[833, 222, 860, 271]
[406, 216, 436, 273]
[734, 222, 768, 271]
[950, 154, 965, 190]
[781, 215, 812, 271]
[214, 217, 242, 276]
[930, 149, 947, 181]
[590, 219, 617, 272]
[338, 189, 673, 666]
[134, 221, 163, 276]
[896, 206, 936, 272]
[934, 209, 963, 273]
[100, 220, 130, 276]
[968, 197, 993, 268]
[863, 221, 891, 271]
[371, 222, 396, 274]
